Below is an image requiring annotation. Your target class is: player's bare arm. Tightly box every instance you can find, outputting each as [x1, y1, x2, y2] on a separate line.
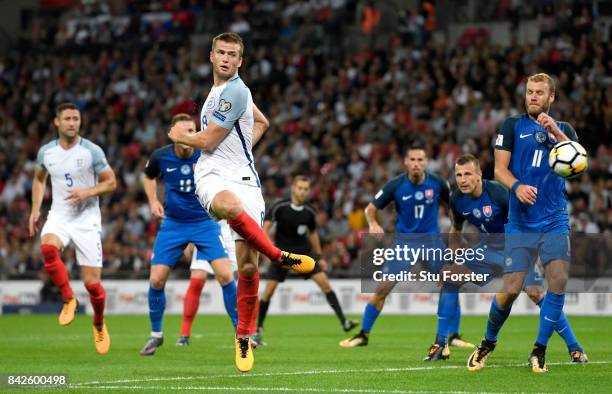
[494, 149, 537, 205]
[365, 203, 384, 234]
[29, 166, 49, 237]
[168, 121, 230, 152]
[252, 103, 270, 147]
[65, 167, 117, 206]
[536, 113, 570, 142]
[143, 175, 165, 219]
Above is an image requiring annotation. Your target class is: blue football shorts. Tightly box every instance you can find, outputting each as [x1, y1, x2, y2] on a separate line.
[151, 218, 227, 267]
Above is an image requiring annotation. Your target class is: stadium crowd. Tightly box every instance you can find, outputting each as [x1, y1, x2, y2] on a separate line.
[0, 0, 610, 279]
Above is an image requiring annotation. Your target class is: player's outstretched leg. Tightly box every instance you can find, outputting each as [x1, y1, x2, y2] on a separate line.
[85, 281, 110, 354]
[41, 244, 77, 326]
[226, 210, 314, 273]
[178, 277, 205, 346]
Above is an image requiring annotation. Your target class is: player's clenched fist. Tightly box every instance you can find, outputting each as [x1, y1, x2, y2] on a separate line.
[168, 123, 188, 143]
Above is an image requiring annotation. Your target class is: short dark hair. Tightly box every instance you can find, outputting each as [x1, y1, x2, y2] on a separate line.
[455, 153, 481, 171]
[405, 140, 427, 156]
[293, 175, 311, 184]
[171, 113, 195, 127]
[55, 102, 79, 117]
[212, 32, 244, 57]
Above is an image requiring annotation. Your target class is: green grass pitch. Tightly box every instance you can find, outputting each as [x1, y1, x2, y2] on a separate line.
[0, 314, 610, 393]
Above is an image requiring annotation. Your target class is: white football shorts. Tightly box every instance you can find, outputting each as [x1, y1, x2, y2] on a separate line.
[41, 213, 103, 267]
[195, 174, 265, 241]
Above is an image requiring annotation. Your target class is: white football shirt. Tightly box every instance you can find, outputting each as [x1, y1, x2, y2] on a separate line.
[36, 137, 110, 225]
[197, 74, 259, 187]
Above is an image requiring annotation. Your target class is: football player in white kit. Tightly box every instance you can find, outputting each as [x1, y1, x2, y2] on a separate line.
[29, 103, 116, 354]
[168, 32, 315, 372]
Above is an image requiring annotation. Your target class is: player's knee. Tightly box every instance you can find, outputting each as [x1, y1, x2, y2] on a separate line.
[149, 275, 167, 289]
[213, 192, 243, 219]
[371, 294, 386, 310]
[216, 270, 234, 286]
[546, 268, 568, 289]
[525, 286, 544, 304]
[496, 292, 518, 308]
[238, 262, 257, 276]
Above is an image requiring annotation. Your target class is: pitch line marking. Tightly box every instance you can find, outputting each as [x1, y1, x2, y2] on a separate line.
[70, 360, 611, 388]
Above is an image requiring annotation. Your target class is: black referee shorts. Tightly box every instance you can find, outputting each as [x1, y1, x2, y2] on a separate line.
[266, 259, 323, 282]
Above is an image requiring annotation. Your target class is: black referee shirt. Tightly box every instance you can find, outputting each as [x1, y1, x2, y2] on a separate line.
[265, 199, 317, 255]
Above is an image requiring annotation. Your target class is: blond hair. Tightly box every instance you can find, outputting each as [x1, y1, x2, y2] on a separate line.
[527, 73, 555, 96]
[212, 32, 244, 57]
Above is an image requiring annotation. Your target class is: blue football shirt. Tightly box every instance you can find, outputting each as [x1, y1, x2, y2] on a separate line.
[372, 172, 450, 233]
[495, 114, 578, 230]
[144, 145, 211, 223]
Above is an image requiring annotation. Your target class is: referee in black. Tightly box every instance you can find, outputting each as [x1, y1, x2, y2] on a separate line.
[253, 175, 358, 345]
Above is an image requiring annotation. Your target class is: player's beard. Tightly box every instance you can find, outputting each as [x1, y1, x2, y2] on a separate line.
[61, 129, 78, 143]
[526, 99, 550, 118]
[409, 170, 423, 184]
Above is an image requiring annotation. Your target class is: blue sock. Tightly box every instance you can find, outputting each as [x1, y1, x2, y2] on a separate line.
[484, 296, 512, 342]
[449, 301, 461, 336]
[435, 286, 459, 346]
[222, 280, 238, 329]
[535, 298, 580, 352]
[148, 285, 166, 334]
[361, 303, 381, 333]
[536, 291, 566, 347]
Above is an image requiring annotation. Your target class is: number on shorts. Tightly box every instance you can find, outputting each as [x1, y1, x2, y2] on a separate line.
[260, 211, 265, 227]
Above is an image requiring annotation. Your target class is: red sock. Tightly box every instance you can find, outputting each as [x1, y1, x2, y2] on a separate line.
[41, 244, 73, 301]
[236, 271, 259, 336]
[180, 277, 205, 337]
[85, 282, 106, 326]
[228, 211, 282, 261]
